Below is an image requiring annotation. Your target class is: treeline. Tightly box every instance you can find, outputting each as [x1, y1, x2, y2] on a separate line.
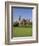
[13, 21, 32, 27]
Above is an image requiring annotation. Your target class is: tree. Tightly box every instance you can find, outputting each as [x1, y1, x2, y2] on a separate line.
[13, 21, 19, 27]
[19, 16, 21, 21]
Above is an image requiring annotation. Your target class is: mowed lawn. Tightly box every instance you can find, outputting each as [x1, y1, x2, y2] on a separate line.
[13, 27, 32, 37]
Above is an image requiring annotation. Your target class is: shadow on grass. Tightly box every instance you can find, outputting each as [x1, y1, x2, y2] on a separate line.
[14, 25, 32, 28]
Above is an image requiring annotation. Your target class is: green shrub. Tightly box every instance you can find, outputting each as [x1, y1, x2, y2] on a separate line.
[13, 22, 19, 27]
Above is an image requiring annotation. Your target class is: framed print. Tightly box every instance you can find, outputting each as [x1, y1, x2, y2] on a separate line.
[5, 1, 38, 44]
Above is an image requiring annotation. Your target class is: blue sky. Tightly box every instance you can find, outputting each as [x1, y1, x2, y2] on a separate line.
[12, 7, 32, 22]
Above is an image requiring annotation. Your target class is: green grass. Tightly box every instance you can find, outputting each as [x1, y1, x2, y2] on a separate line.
[13, 27, 32, 37]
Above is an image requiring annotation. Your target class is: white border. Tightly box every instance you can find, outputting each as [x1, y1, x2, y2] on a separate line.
[9, 4, 36, 43]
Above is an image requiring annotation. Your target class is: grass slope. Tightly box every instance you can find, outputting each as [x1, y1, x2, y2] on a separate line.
[13, 27, 32, 37]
